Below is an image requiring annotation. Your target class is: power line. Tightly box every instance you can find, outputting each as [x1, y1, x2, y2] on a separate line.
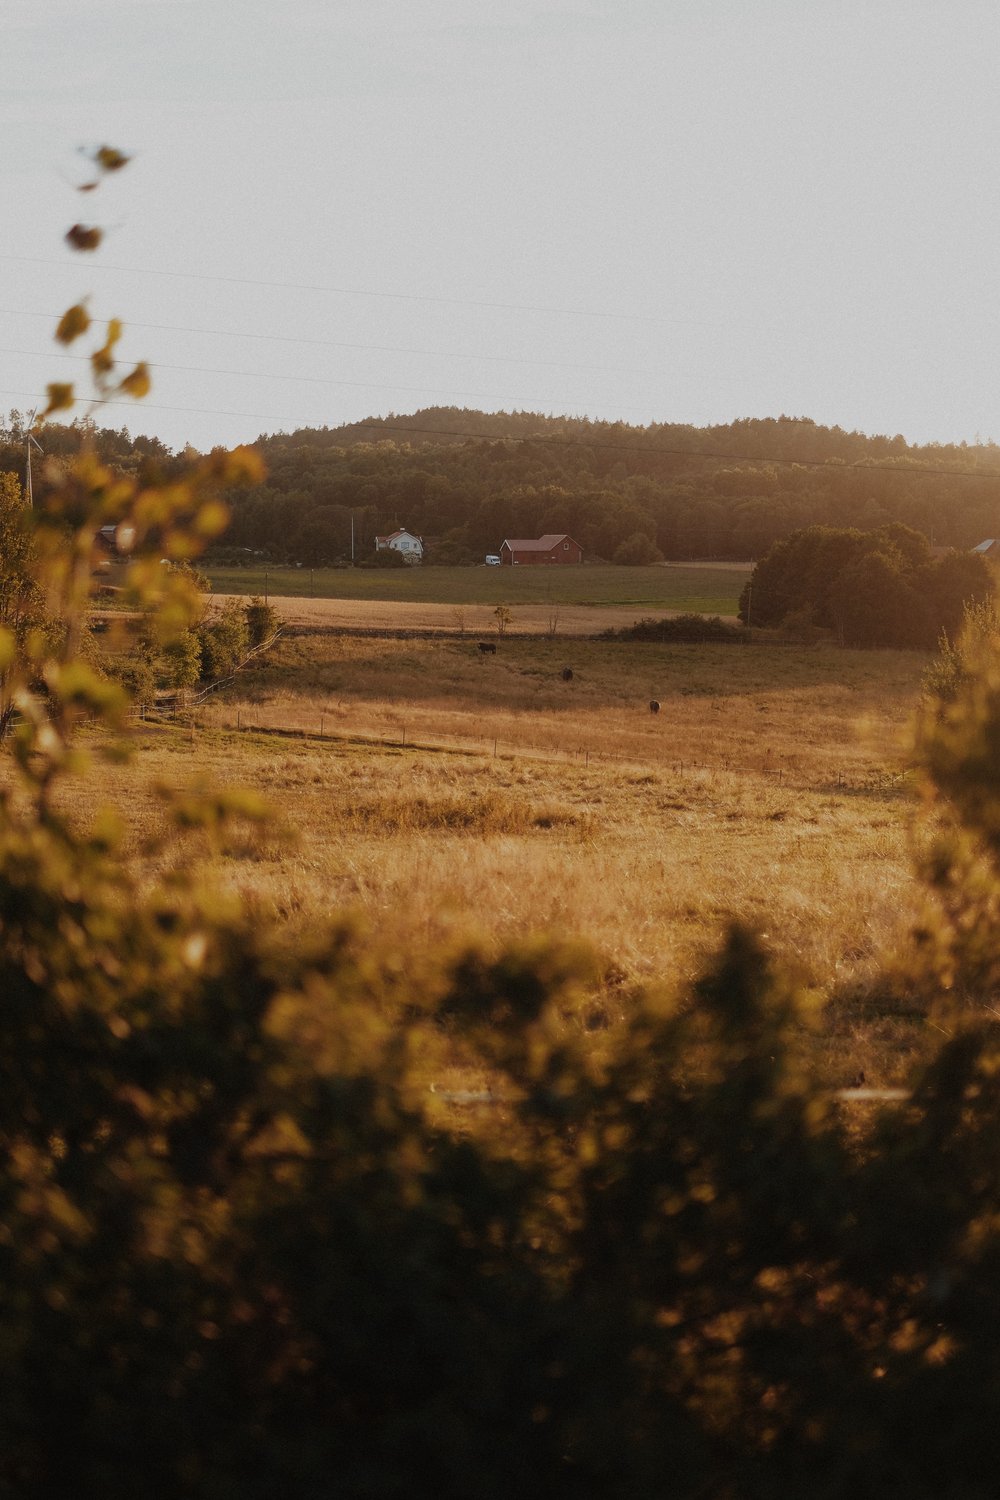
[0, 346, 660, 414]
[0, 306, 674, 378]
[0, 252, 715, 327]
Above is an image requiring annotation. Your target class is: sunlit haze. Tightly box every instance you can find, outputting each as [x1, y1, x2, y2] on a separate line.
[3, 0, 999, 453]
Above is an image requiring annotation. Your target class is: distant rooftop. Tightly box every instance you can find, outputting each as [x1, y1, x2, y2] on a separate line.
[502, 534, 571, 551]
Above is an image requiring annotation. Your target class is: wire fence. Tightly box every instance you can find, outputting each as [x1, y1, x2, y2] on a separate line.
[137, 698, 910, 800]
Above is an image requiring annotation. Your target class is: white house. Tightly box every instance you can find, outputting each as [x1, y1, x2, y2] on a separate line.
[375, 528, 424, 564]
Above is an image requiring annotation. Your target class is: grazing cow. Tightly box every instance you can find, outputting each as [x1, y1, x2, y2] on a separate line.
[478, 641, 497, 655]
[649, 699, 660, 714]
[561, 666, 573, 681]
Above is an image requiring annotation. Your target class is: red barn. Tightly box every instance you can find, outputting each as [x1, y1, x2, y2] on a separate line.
[499, 534, 583, 565]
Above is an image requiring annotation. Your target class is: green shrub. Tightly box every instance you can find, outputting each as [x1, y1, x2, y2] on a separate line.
[612, 531, 664, 565]
[923, 597, 1000, 706]
[244, 595, 278, 647]
[198, 600, 251, 680]
[598, 612, 749, 642]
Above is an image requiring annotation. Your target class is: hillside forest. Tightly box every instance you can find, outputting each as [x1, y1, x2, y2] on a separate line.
[4, 406, 1000, 566]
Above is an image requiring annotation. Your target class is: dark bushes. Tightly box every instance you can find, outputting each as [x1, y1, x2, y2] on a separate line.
[598, 612, 749, 643]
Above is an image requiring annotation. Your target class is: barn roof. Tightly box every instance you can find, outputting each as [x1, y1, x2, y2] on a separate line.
[501, 534, 572, 551]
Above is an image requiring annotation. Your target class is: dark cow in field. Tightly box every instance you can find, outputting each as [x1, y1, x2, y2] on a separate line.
[649, 700, 660, 714]
[561, 667, 573, 681]
[478, 641, 497, 655]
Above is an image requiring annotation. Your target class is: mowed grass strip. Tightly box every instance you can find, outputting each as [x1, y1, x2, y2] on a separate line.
[206, 562, 749, 615]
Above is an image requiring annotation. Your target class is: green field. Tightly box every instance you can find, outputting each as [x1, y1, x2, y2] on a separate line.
[206, 562, 750, 615]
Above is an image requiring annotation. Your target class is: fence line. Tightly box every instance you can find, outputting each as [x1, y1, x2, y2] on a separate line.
[139, 703, 910, 798]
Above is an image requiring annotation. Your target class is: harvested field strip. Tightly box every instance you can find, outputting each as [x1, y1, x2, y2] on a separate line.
[209, 595, 740, 636]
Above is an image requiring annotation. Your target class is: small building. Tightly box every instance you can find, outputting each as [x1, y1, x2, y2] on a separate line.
[499, 534, 583, 566]
[375, 528, 424, 564]
[973, 539, 1000, 558]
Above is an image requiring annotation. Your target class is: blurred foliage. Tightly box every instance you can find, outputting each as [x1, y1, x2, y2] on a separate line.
[922, 596, 1000, 706]
[0, 473, 58, 740]
[9, 151, 1000, 1498]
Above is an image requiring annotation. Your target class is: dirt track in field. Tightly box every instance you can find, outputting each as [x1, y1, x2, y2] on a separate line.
[211, 595, 737, 636]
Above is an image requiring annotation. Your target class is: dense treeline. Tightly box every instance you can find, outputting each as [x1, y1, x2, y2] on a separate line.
[5, 406, 1000, 565]
[739, 524, 995, 648]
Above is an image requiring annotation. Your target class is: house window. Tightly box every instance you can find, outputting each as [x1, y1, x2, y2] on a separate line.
[563, 542, 569, 550]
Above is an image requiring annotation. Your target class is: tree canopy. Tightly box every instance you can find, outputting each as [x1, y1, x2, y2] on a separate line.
[7, 407, 1000, 565]
[739, 523, 994, 646]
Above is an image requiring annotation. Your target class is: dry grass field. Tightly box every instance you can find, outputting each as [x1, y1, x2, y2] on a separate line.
[66, 630, 935, 1092]
[210, 593, 726, 636]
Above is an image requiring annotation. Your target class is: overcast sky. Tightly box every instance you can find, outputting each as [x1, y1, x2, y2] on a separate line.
[3, 0, 1000, 453]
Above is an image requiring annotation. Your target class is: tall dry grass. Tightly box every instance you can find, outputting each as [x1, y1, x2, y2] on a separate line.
[57, 633, 930, 1087]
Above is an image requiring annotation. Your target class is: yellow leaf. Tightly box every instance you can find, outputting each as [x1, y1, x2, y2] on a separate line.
[204, 446, 266, 487]
[65, 224, 102, 252]
[119, 362, 151, 400]
[42, 383, 74, 416]
[95, 145, 130, 173]
[194, 499, 230, 537]
[55, 304, 91, 345]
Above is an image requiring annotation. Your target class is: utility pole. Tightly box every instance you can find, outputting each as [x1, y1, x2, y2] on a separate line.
[25, 431, 41, 508]
[351, 512, 355, 565]
[24, 410, 40, 508]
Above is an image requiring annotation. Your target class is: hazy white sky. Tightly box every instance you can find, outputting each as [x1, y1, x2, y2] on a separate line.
[3, 0, 1000, 452]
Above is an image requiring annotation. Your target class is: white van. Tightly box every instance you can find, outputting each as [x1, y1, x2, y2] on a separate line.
[484, 554, 502, 566]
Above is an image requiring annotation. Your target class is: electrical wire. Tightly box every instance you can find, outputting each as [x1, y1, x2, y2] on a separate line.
[0, 306, 680, 378]
[0, 252, 712, 326]
[0, 345, 665, 416]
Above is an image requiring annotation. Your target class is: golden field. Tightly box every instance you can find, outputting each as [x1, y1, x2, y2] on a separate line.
[68, 630, 934, 1091]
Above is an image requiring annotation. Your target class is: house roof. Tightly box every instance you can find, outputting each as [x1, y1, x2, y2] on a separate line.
[501, 534, 574, 552]
[376, 529, 423, 545]
[973, 539, 999, 553]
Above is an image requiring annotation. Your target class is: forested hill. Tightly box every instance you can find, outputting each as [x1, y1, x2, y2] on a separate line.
[4, 407, 1000, 563]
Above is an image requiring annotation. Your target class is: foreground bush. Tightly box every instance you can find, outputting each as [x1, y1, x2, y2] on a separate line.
[9, 809, 1000, 1498]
